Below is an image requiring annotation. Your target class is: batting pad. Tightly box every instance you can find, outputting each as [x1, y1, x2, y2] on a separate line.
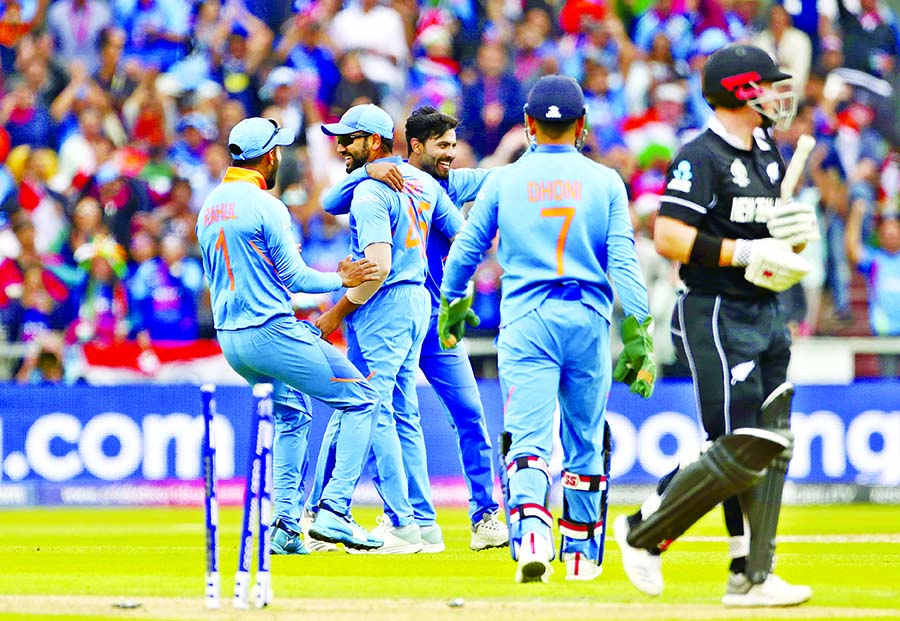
[741, 382, 795, 585]
[626, 428, 790, 551]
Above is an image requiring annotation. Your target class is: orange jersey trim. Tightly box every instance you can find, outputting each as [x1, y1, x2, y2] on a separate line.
[222, 167, 267, 189]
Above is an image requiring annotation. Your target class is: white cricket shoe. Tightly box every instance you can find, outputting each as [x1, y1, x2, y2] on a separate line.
[514, 532, 554, 584]
[564, 552, 602, 581]
[722, 573, 812, 607]
[613, 514, 663, 596]
[300, 508, 338, 552]
[420, 523, 445, 553]
[347, 515, 423, 555]
[470, 510, 509, 551]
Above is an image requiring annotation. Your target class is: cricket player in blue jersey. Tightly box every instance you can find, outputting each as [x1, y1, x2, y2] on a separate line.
[196, 117, 385, 553]
[440, 76, 657, 583]
[317, 106, 509, 551]
[307, 104, 465, 554]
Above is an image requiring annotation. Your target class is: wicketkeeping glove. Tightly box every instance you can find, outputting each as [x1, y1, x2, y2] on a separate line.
[438, 293, 481, 349]
[613, 315, 656, 398]
[767, 200, 820, 247]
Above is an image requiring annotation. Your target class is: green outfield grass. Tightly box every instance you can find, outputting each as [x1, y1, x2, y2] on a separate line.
[0, 504, 898, 620]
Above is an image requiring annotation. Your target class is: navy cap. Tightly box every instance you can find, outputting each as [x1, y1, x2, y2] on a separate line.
[228, 117, 295, 160]
[525, 75, 586, 122]
[321, 104, 394, 139]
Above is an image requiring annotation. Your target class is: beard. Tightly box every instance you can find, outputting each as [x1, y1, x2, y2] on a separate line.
[345, 149, 369, 173]
[264, 153, 280, 189]
[264, 167, 278, 189]
[421, 156, 451, 180]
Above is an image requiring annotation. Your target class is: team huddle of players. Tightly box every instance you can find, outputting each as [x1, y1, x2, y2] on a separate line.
[197, 44, 815, 606]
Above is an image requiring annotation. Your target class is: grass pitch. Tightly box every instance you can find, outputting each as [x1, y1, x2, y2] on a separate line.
[0, 504, 897, 620]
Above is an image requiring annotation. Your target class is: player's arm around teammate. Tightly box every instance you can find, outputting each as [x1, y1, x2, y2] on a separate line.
[196, 117, 385, 554]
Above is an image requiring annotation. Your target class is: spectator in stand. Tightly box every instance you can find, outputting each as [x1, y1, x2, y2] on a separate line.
[511, 7, 558, 94]
[834, 0, 900, 79]
[582, 55, 628, 152]
[846, 200, 900, 374]
[216, 98, 247, 146]
[15, 329, 67, 384]
[118, 0, 192, 71]
[1, 75, 57, 150]
[558, 6, 634, 84]
[327, 0, 410, 104]
[51, 106, 108, 196]
[275, 7, 341, 108]
[49, 60, 123, 153]
[67, 234, 130, 345]
[13, 33, 67, 107]
[753, 4, 813, 93]
[128, 232, 203, 341]
[152, 177, 197, 245]
[684, 28, 729, 129]
[728, 0, 764, 41]
[55, 196, 106, 278]
[459, 40, 524, 160]
[408, 24, 462, 117]
[330, 52, 383, 117]
[0, 217, 70, 338]
[93, 26, 139, 113]
[0, 0, 48, 73]
[212, 7, 273, 116]
[189, 143, 229, 212]
[633, 0, 693, 62]
[46, 0, 112, 73]
[87, 161, 153, 251]
[624, 31, 687, 116]
[775, 0, 826, 54]
[168, 111, 215, 188]
[5, 144, 67, 253]
[260, 65, 308, 187]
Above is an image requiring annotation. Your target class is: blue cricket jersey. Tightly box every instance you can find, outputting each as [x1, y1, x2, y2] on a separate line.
[197, 167, 342, 330]
[442, 144, 649, 326]
[323, 165, 487, 306]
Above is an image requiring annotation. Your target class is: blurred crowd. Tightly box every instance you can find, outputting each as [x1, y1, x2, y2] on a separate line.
[1, 0, 899, 384]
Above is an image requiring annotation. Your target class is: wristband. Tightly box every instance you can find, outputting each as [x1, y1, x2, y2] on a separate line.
[731, 239, 753, 267]
[688, 232, 724, 268]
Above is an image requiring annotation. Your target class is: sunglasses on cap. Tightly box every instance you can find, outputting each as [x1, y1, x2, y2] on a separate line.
[229, 118, 281, 158]
[336, 132, 371, 147]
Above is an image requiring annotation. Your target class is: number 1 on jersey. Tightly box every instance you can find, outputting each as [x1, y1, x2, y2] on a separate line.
[541, 207, 575, 275]
[215, 227, 235, 290]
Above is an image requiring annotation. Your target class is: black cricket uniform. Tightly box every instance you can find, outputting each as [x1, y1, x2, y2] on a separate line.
[658, 117, 792, 440]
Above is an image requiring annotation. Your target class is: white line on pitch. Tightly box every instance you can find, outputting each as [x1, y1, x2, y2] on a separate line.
[682, 534, 900, 544]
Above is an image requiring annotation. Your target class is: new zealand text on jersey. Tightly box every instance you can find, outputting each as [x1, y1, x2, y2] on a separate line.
[203, 202, 237, 226]
[730, 196, 783, 223]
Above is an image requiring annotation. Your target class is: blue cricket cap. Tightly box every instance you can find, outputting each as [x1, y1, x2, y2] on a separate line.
[524, 75, 585, 122]
[228, 117, 295, 161]
[321, 104, 394, 139]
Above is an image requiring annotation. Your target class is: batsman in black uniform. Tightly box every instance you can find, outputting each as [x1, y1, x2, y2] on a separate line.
[613, 44, 818, 607]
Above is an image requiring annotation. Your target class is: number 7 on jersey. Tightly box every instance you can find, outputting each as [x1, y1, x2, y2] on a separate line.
[541, 207, 575, 275]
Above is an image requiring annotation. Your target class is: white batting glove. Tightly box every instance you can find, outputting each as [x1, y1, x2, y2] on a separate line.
[767, 200, 820, 247]
[733, 238, 811, 292]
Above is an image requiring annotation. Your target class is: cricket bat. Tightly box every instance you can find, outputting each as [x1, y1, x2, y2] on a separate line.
[780, 134, 819, 241]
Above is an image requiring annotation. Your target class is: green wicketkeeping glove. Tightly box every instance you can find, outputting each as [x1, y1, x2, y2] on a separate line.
[438, 293, 480, 349]
[613, 315, 656, 398]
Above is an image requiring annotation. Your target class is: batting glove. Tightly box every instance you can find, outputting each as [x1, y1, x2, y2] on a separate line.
[767, 200, 820, 247]
[438, 293, 480, 350]
[733, 237, 812, 292]
[613, 315, 656, 399]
